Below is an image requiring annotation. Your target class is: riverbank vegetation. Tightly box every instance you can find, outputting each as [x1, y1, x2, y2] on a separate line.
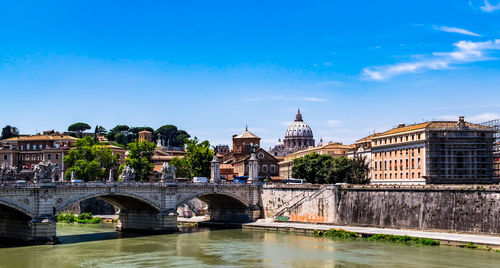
[313, 229, 440, 246]
[57, 213, 102, 224]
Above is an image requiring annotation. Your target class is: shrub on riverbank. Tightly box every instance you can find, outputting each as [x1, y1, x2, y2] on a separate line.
[57, 213, 102, 224]
[367, 234, 440, 246]
[314, 228, 440, 246]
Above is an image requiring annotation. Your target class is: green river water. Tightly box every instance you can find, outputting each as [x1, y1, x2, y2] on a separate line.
[0, 223, 499, 267]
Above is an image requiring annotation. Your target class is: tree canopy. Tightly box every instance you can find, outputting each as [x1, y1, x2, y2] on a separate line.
[1, 125, 19, 140]
[155, 125, 191, 148]
[292, 154, 370, 184]
[121, 140, 156, 181]
[63, 136, 118, 181]
[68, 122, 91, 138]
[170, 138, 213, 178]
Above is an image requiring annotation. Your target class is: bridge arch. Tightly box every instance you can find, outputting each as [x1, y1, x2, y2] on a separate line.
[176, 191, 250, 209]
[176, 191, 253, 223]
[56, 191, 161, 214]
[0, 197, 33, 218]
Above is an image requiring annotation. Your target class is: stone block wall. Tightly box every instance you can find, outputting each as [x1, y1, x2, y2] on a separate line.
[337, 185, 500, 234]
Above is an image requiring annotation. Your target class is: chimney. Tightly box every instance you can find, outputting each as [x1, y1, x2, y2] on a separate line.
[397, 124, 406, 128]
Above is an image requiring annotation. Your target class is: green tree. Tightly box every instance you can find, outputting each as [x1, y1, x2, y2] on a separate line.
[168, 138, 213, 178]
[155, 125, 190, 148]
[106, 125, 130, 141]
[169, 157, 191, 178]
[94, 125, 107, 141]
[68, 122, 91, 138]
[1, 125, 19, 140]
[292, 153, 370, 184]
[122, 140, 156, 181]
[63, 136, 118, 181]
[292, 152, 333, 184]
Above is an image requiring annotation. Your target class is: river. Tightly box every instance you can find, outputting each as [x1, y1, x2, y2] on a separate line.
[0, 223, 499, 267]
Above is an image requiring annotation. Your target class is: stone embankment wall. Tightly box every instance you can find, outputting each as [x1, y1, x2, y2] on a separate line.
[338, 185, 500, 234]
[262, 184, 500, 234]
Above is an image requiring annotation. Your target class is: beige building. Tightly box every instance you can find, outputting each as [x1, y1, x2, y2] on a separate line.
[0, 133, 76, 181]
[278, 142, 350, 179]
[371, 116, 495, 184]
[347, 133, 379, 180]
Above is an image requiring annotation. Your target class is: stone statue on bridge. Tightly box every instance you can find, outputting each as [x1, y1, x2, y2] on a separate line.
[0, 163, 17, 182]
[120, 165, 135, 181]
[161, 162, 176, 182]
[33, 161, 56, 183]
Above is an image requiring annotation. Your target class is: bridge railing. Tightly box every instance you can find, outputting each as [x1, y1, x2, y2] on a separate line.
[0, 180, 257, 188]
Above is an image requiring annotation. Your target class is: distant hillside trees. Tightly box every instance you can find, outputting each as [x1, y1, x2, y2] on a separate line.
[1, 125, 19, 140]
[106, 124, 190, 148]
[68, 122, 91, 138]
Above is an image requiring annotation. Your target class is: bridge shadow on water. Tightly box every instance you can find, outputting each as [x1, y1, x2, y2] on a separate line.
[0, 222, 241, 248]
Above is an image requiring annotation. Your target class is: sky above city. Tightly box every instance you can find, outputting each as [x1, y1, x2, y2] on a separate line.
[1, 1, 500, 149]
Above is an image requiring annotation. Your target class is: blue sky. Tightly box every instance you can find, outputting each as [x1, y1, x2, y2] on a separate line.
[1, 0, 500, 148]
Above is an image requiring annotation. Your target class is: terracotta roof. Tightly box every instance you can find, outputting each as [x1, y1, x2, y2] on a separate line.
[355, 133, 380, 143]
[376, 121, 492, 138]
[234, 130, 260, 139]
[3, 135, 77, 142]
[377, 122, 430, 137]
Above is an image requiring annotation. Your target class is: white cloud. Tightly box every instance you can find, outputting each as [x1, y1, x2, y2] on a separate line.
[302, 97, 329, 102]
[480, 0, 500, 12]
[433, 25, 481, 36]
[362, 39, 500, 81]
[326, 120, 343, 127]
[323, 62, 333, 66]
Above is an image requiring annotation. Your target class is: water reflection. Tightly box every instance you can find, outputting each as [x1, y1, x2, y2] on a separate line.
[0, 223, 500, 268]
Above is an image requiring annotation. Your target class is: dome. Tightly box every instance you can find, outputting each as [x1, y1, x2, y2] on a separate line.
[285, 109, 314, 138]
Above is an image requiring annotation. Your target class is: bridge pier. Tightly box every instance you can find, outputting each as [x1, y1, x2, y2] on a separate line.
[116, 209, 178, 233]
[28, 216, 58, 244]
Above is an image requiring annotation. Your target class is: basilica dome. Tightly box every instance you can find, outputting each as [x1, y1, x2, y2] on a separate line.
[285, 110, 314, 138]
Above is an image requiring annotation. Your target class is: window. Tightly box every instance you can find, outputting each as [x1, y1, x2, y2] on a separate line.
[39, 144, 42, 150]
[262, 165, 267, 173]
[389, 160, 392, 170]
[270, 165, 276, 173]
[411, 134, 415, 141]
[390, 173, 392, 179]
[384, 161, 387, 170]
[411, 159, 414, 169]
[417, 158, 421, 168]
[384, 174, 387, 179]
[375, 162, 378, 170]
[395, 173, 398, 179]
[26, 156, 29, 160]
[48, 154, 52, 160]
[418, 172, 421, 178]
[406, 172, 408, 179]
[55, 154, 59, 160]
[417, 134, 421, 139]
[20, 145, 23, 150]
[117, 154, 121, 159]
[3, 155, 7, 160]
[375, 174, 378, 179]
[27, 144, 30, 150]
[417, 148, 421, 154]
[411, 172, 414, 179]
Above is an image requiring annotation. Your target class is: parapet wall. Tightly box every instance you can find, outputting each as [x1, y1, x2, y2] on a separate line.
[263, 184, 500, 234]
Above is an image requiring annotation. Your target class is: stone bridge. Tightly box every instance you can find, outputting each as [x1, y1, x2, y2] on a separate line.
[0, 182, 261, 243]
